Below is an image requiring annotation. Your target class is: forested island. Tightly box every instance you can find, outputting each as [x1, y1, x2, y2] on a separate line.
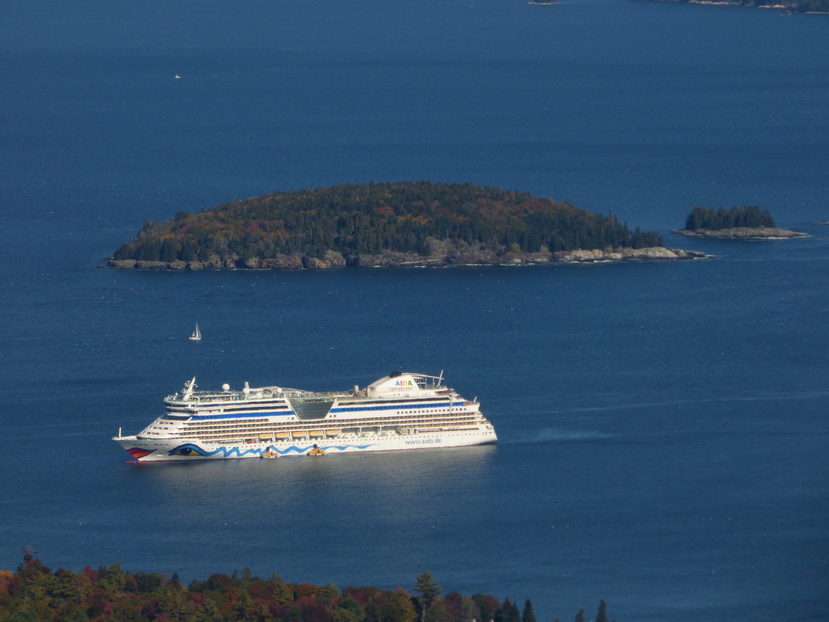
[0, 553, 614, 622]
[645, 0, 829, 13]
[675, 205, 806, 239]
[109, 182, 703, 271]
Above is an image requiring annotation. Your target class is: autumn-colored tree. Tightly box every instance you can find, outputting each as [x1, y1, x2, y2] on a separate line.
[472, 593, 501, 622]
[0, 552, 609, 622]
[111, 182, 663, 266]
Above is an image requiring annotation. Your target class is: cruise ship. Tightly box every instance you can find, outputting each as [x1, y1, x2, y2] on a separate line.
[113, 372, 497, 462]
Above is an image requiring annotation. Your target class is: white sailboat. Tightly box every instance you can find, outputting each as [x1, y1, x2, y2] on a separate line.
[189, 323, 202, 341]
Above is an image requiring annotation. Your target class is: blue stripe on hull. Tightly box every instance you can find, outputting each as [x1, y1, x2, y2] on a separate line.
[167, 443, 375, 458]
[183, 400, 465, 420]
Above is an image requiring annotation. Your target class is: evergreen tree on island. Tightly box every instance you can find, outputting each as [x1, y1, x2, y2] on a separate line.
[109, 181, 669, 269]
[684, 205, 775, 231]
[678, 204, 805, 239]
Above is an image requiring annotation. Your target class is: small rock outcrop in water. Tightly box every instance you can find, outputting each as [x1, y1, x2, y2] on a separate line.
[674, 226, 807, 239]
[108, 181, 705, 271]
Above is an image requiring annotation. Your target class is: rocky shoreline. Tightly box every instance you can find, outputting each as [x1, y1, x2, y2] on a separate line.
[645, 0, 828, 13]
[674, 226, 807, 239]
[107, 245, 708, 271]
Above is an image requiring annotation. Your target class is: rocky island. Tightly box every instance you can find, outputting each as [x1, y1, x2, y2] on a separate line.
[675, 205, 806, 239]
[109, 182, 706, 271]
[644, 0, 829, 13]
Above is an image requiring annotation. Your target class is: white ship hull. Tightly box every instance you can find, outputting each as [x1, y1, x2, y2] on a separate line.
[114, 427, 496, 462]
[114, 372, 497, 462]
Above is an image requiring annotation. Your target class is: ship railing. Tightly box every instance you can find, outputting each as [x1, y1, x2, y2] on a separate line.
[410, 373, 447, 391]
[166, 386, 313, 404]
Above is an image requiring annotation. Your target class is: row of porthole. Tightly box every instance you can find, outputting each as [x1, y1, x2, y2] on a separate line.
[185, 412, 477, 429]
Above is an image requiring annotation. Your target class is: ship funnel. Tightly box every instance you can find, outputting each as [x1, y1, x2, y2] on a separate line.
[183, 377, 196, 399]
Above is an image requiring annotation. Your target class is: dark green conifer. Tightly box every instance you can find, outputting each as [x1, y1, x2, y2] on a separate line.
[522, 599, 537, 622]
[509, 599, 521, 622]
[414, 570, 442, 622]
[683, 204, 776, 231]
[596, 599, 608, 622]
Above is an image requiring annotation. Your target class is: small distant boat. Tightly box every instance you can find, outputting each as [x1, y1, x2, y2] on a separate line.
[189, 323, 202, 341]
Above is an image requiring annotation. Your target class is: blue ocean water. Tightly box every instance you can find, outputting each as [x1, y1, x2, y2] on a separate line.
[1, 0, 828, 620]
